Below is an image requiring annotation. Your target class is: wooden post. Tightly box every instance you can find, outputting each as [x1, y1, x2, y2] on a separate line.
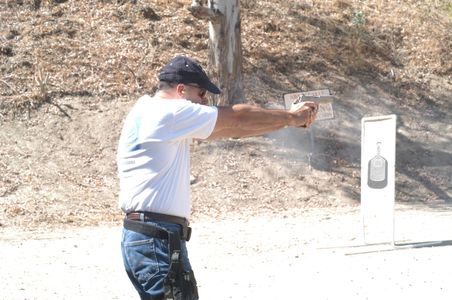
[189, 0, 245, 105]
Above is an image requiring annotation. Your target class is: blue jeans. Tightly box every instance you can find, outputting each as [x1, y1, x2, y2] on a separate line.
[121, 220, 193, 300]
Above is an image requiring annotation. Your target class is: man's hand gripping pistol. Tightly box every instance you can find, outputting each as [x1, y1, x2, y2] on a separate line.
[289, 95, 335, 126]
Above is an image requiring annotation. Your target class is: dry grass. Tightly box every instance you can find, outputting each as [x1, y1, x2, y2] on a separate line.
[1, 0, 450, 117]
[1, 0, 207, 116]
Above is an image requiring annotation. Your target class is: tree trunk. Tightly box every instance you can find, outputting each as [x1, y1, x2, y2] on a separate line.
[189, 0, 245, 105]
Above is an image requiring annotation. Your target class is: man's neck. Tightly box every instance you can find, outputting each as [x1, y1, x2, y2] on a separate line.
[155, 90, 181, 99]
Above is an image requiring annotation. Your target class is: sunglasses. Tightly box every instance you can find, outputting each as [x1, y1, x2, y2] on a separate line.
[184, 84, 207, 98]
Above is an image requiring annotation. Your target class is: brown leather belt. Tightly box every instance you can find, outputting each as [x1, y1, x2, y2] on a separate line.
[125, 211, 191, 241]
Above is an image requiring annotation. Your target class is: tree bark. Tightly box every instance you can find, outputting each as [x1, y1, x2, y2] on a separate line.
[189, 0, 245, 105]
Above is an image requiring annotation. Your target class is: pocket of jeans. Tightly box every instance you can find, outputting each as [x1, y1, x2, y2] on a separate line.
[124, 237, 160, 283]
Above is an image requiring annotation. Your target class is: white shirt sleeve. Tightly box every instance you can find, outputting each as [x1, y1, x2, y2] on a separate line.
[170, 102, 218, 140]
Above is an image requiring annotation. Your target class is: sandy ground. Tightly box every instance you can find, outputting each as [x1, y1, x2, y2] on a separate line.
[1, 205, 452, 300]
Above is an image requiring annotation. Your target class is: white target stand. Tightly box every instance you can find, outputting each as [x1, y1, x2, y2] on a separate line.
[361, 115, 397, 246]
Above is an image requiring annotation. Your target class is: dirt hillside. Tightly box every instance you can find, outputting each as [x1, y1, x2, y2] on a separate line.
[0, 0, 451, 230]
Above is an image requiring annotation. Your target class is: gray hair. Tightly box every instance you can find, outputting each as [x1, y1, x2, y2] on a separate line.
[158, 81, 177, 91]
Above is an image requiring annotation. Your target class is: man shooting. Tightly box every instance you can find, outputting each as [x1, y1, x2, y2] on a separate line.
[117, 55, 318, 299]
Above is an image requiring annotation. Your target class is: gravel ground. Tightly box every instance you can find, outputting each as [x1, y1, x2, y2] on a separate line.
[1, 205, 451, 300]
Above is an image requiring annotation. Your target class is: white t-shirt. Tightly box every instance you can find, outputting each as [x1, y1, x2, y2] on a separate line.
[117, 95, 218, 219]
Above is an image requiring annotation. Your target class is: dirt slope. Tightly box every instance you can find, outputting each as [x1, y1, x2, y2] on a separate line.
[0, 0, 451, 230]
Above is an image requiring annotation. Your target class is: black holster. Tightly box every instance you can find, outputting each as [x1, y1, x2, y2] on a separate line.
[164, 231, 199, 300]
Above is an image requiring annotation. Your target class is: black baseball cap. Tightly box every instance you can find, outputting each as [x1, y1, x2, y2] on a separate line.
[158, 56, 221, 94]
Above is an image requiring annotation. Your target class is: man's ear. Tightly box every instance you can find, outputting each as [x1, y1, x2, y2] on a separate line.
[176, 84, 185, 96]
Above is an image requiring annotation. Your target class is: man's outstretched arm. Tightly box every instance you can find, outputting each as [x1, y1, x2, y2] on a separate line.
[207, 102, 317, 139]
